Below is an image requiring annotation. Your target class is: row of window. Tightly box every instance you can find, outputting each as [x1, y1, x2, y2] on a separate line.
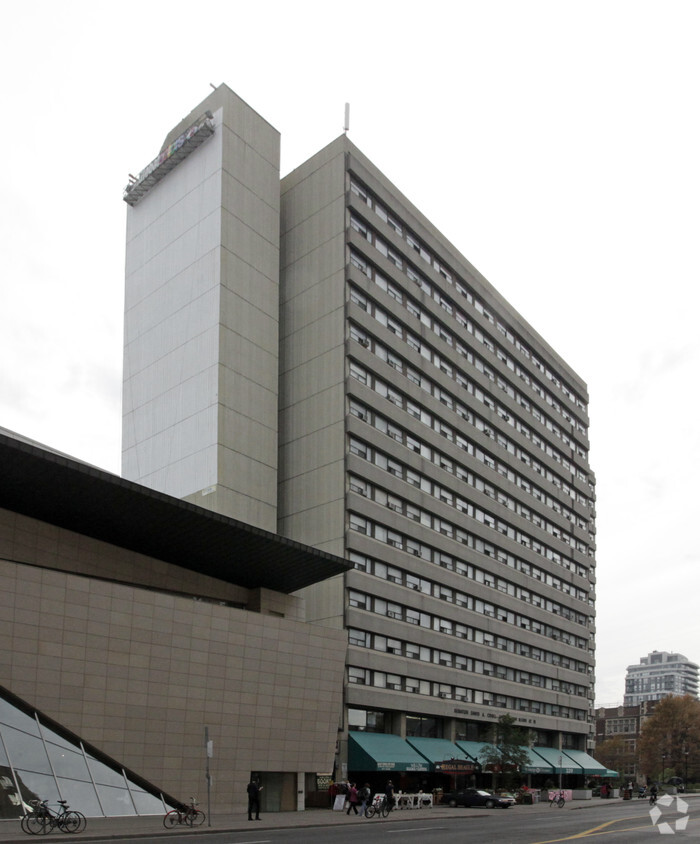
[348, 450, 591, 583]
[348, 237, 587, 455]
[349, 496, 591, 601]
[348, 628, 588, 697]
[348, 467, 591, 601]
[347, 665, 587, 720]
[349, 426, 590, 557]
[349, 397, 592, 527]
[349, 546, 590, 628]
[349, 178, 588, 416]
[347, 582, 590, 655]
[348, 313, 593, 497]
[349, 707, 582, 750]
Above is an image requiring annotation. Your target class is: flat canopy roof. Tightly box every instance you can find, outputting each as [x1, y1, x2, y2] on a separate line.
[0, 432, 351, 593]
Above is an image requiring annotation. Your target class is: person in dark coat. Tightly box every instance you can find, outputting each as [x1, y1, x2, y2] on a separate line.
[247, 778, 262, 820]
[385, 779, 395, 812]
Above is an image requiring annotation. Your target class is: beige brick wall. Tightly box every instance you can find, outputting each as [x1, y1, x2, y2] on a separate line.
[0, 508, 346, 813]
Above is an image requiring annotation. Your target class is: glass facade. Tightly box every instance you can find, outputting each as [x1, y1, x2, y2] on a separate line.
[0, 692, 169, 818]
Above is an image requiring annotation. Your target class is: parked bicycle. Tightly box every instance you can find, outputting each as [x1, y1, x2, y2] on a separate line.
[163, 797, 206, 828]
[364, 794, 390, 819]
[549, 789, 566, 808]
[21, 799, 86, 835]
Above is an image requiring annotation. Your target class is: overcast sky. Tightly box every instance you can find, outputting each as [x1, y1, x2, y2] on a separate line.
[1, 1, 698, 707]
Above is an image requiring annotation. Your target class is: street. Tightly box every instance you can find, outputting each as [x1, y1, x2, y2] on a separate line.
[3, 796, 694, 844]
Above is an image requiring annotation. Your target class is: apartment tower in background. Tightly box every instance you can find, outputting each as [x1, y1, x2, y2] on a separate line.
[624, 651, 699, 706]
[123, 84, 598, 775]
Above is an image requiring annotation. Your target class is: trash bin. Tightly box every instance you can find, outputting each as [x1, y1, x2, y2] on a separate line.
[623, 789, 631, 800]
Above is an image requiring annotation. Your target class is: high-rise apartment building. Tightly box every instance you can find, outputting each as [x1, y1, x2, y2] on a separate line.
[624, 651, 699, 706]
[123, 85, 597, 783]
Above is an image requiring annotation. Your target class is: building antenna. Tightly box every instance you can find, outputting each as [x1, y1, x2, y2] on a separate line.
[344, 103, 350, 134]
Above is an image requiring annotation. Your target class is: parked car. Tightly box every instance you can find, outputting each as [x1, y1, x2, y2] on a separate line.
[496, 791, 517, 806]
[441, 788, 512, 809]
[666, 778, 685, 792]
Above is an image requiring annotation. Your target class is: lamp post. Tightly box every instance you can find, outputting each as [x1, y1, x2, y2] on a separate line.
[685, 748, 689, 788]
[661, 753, 667, 785]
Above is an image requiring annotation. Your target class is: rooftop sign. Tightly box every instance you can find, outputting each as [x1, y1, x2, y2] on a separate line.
[123, 111, 215, 206]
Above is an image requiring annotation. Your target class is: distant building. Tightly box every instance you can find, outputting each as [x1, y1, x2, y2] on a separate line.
[594, 703, 657, 783]
[624, 652, 699, 706]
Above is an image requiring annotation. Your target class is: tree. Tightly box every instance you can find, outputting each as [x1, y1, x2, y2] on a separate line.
[478, 714, 533, 790]
[637, 695, 700, 783]
[593, 735, 630, 782]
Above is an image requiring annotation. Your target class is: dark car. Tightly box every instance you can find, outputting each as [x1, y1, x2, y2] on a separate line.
[441, 788, 512, 809]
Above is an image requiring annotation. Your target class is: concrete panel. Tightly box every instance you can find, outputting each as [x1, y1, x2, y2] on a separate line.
[217, 368, 278, 425]
[279, 307, 344, 374]
[219, 308, 279, 379]
[218, 407, 277, 469]
[278, 460, 345, 515]
[277, 498, 345, 549]
[279, 346, 346, 410]
[279, 422, 345, 479]
[279, 271, 344, 337]
[0, 546, 344, 815]
[279, 235, 346, 303]
[277, 383, 345, 444]
[124, 257, 220, 342]
[280, 151, 345, 236]
[220, 207, 279, 283]
[220, 249, 279, 319]
[280, 195, 346, 270]
[221, 169, 279, 250]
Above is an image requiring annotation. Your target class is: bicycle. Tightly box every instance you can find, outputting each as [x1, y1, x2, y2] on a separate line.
[163, 797, 206, 828]
[21, 799, 86, 834]
[549, 790, 566, 808]
[364, 795, 390, 819]
[649, 790, 658, 806]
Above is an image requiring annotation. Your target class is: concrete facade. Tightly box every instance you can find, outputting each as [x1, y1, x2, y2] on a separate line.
[123, 87, 281, 532]
[122, 85, 597, 784]
[0, 433, 348, 816]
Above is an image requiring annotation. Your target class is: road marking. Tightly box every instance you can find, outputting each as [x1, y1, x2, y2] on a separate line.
[385, 827, 447, 833]
[530, 817, 651, 842]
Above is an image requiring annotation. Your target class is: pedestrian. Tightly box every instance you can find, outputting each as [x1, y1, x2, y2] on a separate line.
[358, 783, 371, 816]
[385, 779, 395, 812]
[247, 777, 262, 820]
[346, 782, 359, 815]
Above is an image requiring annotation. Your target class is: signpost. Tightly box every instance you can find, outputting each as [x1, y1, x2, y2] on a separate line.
[205, 727, 212, 827]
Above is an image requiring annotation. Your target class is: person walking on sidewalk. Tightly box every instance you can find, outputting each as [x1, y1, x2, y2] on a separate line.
[358, 783, 371, 816]
[346, 782, 359, 815]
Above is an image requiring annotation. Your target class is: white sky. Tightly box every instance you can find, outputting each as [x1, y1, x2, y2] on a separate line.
[1, 0, 698, 708]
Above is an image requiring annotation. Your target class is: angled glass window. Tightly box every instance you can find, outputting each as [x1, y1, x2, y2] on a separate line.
[0, 687, 172, 818]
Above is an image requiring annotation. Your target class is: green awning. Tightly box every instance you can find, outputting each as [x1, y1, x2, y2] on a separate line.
[531, 747, 582, 774]
[406, 737, 476, 773]
[455, 740, 489, 762]
[348, 732, 430, 772]
[456, 741, 553, 774]
[520, 746, 554, 774]
[561, 750, 608, 776]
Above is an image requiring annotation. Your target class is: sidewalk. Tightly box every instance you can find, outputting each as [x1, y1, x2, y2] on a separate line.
[0, 793, 687, 843]
[0, 803, 506, 843]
